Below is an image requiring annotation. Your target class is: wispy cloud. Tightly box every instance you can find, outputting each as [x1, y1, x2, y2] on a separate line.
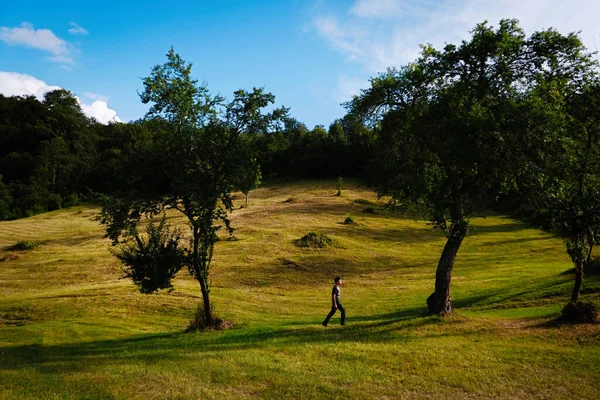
[68, 22, 88, 36]
[0, 22, 74, 66]
[83, 92, 108, 102]
[349, 0, 434, 20]
[313, 16, 367, 63]
[332, 76, 368, 103]
[0, 71, 121, 124]
[312, 0, 600, 103]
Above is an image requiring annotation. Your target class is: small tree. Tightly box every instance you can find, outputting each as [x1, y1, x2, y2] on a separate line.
[521, 79, 600, 304]
[336, 176, 343, 196]
[238, 158, 262, 206]
[99, 48, 287, 327]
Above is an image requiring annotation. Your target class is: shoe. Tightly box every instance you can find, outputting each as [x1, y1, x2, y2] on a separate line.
[322, 322, 327, 327]
[341, 323, 345, 326]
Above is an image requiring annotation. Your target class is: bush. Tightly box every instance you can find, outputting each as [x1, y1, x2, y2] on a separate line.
[63, 193, 80, 208]
[362, 207, 376, 214]
[344, 215, 354, 224]
[561, 301, 598, 323]
[115, 217, 186, 294]
[297, 232, 336, 248]
[7, 241, 40, 251]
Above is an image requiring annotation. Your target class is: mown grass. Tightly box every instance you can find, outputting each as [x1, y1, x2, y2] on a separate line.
[0, 180, 599, 399]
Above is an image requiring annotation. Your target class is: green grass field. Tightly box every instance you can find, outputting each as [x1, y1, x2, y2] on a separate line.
[1, 181, 599, 399]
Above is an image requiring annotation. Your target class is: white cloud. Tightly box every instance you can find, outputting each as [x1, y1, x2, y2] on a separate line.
[314, 0, 600, 74]
[312, 0, 600, 104]
[0, 71, 60, 99]
[68, 22, 88, 36]
[83, 92, 108, 102]
[80, 101, 122, 124]
[0, 71, 121, 124]
[0, 22, 74, 65]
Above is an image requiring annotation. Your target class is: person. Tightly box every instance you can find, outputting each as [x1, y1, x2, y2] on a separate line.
[322, 276, 345, 326]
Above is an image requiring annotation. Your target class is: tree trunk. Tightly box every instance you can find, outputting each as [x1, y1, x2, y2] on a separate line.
[192, 226, 213, 327]
[427, 219, 468, 314]
[571, 257, 584, 302]
[245, 192, 249, 206]
[199, 276, 213, 326]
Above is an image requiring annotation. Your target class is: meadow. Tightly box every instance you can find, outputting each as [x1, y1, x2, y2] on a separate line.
[0, 181, 598, 399]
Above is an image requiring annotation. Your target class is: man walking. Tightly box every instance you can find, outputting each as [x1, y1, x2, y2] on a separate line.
[322, 276, 345, 326]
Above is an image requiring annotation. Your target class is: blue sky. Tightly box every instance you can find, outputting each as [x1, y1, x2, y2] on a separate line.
[2, 0, 600, 125]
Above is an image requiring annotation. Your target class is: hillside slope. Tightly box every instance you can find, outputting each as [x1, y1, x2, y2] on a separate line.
[1, 181, 599, 399]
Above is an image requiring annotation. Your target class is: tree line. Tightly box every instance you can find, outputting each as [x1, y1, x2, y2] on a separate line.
[1, 19, 599, 324]
[0, 84, 373, 221]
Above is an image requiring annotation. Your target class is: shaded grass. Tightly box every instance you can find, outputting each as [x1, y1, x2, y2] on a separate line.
[0, 180, 599, 399]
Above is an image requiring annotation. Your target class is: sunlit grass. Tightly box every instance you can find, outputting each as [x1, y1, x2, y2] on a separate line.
[1, 180, 598, 399]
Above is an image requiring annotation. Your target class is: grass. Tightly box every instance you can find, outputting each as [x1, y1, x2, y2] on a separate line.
[0, 180, 599, 399]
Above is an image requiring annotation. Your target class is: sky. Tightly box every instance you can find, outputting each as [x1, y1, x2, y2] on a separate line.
[2, 0, 600, 126]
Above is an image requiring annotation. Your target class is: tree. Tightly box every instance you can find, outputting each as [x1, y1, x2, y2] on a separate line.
[559, 84, 600, 303]
[237, 158, 262, 206]
[348, 20, 590, 314]
[0, 90, 97, 219]
[99, 48, 286, 327]
[520, 78, 600, 304]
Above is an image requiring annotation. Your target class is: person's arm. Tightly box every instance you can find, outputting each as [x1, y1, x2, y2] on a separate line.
[332, 293, 337, 309]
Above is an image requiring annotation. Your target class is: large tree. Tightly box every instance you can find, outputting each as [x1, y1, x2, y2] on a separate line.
[348, 20, 591, 314]
[99, 48, 286, 326]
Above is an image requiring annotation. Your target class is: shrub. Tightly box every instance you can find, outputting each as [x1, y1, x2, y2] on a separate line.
[7, 241, 40, 251]
[362, 207, 376, 214]
[297, 232, 335, 248]
[114, 217, 186, 294]
[336, 176, 343, 196]
[344, 215, 354, 224]
[63, 193, 80, 208]
[561, 301, 598, 323]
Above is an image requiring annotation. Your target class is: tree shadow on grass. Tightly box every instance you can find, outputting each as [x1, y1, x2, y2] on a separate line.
[478, 236, 554, 247]
[469, 221, 530, 235]
[0, 307, 452, 374]
[327, 224, 442, 244]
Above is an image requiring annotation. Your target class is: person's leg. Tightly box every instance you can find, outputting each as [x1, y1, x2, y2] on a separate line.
[337, 302, 346, 325]
[323, 306, 337, 326]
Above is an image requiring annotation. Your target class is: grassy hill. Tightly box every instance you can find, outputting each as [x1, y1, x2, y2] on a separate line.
[1, 181, 599, 399]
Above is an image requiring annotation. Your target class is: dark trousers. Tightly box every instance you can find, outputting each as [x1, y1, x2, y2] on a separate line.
[323, 301, 345, 325]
